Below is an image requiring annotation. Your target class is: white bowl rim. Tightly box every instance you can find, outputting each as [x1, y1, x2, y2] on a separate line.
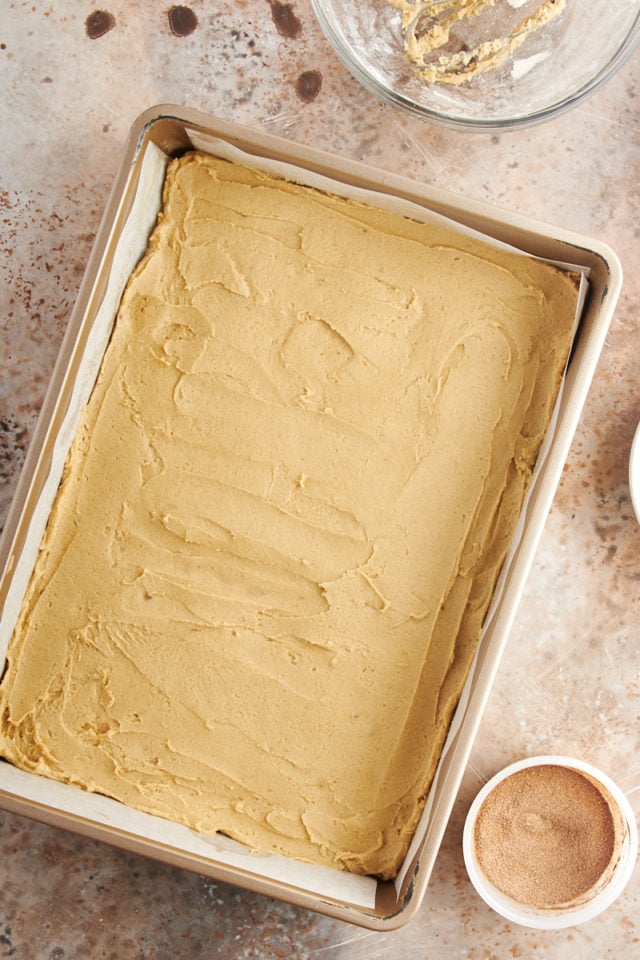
[629, 420, 640, 524]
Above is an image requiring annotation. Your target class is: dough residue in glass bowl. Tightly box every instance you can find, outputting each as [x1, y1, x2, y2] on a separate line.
[387, 0, 566, 84]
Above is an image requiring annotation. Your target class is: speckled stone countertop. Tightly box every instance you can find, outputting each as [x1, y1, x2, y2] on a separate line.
[1, 3, 640, 958]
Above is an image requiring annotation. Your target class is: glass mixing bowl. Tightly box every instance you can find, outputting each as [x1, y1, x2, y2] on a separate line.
[311, 0, 640, 130]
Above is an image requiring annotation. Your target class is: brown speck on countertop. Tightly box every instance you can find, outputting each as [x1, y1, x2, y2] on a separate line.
[296, 69, 322, 102]
[85, 10, 116, 39]
[269, 1, 302, 39]
[167, 5, 198, 38]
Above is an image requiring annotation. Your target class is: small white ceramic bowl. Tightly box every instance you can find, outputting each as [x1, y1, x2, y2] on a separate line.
[462, 756, 638, 929]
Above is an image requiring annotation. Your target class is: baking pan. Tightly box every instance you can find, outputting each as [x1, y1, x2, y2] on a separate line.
[0, 105, 622, 929]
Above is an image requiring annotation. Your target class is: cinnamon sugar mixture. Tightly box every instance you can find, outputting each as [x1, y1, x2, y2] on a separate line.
[474, 764, 619, 907]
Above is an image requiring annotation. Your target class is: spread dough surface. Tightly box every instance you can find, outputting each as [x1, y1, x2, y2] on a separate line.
[0, 153, 578, 878]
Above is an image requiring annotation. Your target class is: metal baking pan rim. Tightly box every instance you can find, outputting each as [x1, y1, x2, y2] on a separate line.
[0, 104, 622, 930]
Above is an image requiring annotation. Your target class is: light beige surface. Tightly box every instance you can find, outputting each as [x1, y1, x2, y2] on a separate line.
[0, 0, 639, 956]
[0, 151, 576, 879]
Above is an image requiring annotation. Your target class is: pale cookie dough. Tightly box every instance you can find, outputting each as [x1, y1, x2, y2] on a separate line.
[0, 153, 579, 878]
[388, 0, 566, 84]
